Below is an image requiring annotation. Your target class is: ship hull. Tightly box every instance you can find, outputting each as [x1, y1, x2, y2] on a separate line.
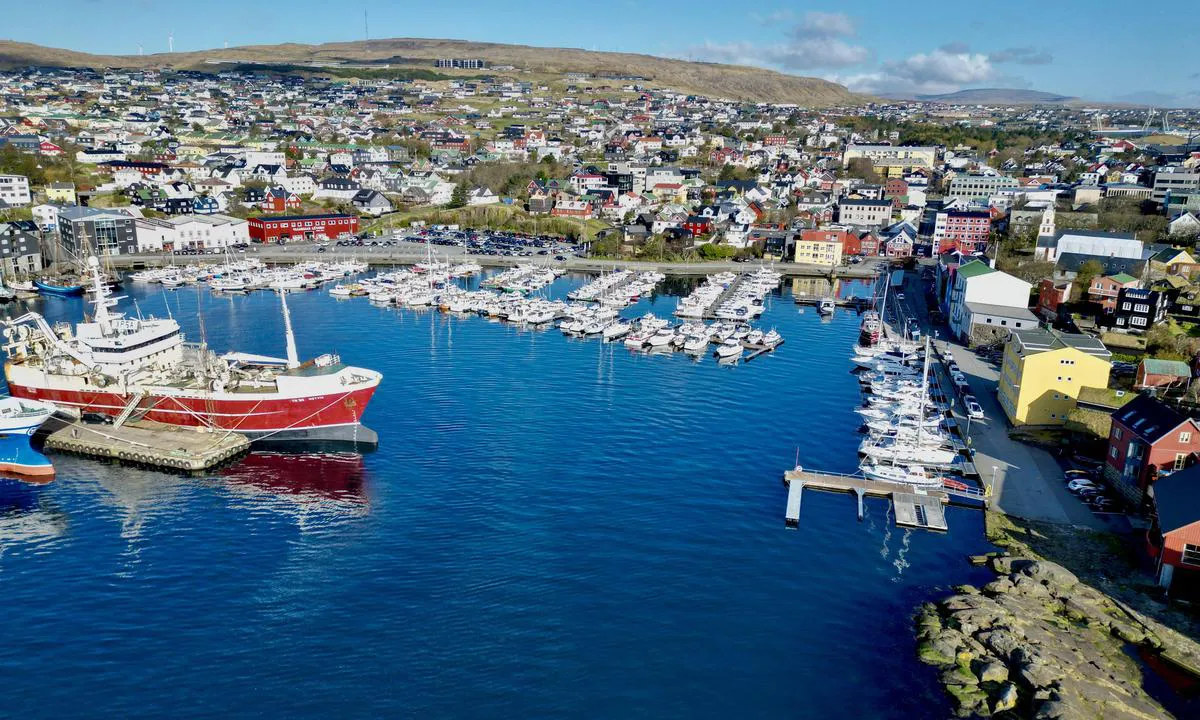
[33, 280, 85, 296]
[6, 383, 379, 446]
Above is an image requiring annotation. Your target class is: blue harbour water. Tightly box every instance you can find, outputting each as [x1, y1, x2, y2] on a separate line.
[0, 273, 998, 718]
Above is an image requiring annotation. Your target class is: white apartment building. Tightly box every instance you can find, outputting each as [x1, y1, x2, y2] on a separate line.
[0, 174, 31, 206]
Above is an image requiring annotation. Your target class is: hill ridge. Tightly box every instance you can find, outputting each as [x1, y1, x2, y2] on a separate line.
[0, 38, 861, 107]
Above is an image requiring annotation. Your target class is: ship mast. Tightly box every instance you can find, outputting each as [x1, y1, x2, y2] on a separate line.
[279, 290, 300, 369]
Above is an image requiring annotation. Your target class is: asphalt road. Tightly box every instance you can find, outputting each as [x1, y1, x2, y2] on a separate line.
[892, 264, 1104, 528]
[106, 240, 884, 279]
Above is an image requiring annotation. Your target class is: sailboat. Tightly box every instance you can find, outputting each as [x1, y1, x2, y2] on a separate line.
[35, 225, 84, 296]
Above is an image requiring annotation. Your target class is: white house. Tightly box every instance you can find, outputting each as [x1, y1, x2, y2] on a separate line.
[281, 174, 317, 196]
[0, 174, 31, 206]
[947, 259, 1037, 343]
[1034, 230, 1143, 263]
[467, 187, 499, 206]
[31, 203, 60, 231]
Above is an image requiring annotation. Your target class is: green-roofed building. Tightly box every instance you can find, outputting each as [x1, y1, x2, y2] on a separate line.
[1136, 359, 1192, 391]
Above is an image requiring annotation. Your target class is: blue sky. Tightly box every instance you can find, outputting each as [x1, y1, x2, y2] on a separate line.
[6, 0, 1197, 106]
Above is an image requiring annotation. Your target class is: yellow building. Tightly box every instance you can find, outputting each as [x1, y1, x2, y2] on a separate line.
[792, 235, 843, 266]
[44, 182, 75, 204]
[997, 328, 1112, 426]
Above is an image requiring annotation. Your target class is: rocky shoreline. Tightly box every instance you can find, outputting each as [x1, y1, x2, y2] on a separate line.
[916, 555, 1175, 719]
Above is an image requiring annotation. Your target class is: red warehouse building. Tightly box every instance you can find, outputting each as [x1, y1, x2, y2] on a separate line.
[248, 214, 358, 243]
[1104, 394, 1200, 507]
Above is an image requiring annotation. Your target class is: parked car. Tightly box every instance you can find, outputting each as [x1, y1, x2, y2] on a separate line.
[965, 399, 984, 419]
[1067, 479, 1099, 492]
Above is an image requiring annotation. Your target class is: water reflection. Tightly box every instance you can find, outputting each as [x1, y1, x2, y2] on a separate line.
[219, 451, 369, 527]
[0, 481, 67, 553]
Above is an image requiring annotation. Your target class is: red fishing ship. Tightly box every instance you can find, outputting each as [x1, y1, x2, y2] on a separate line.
[2, 257, 381, 444]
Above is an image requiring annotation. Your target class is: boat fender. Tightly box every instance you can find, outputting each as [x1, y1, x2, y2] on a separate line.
[94, 374, 109, 388]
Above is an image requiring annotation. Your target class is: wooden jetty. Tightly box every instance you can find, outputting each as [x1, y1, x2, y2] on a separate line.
[783, 467, 982, 531]
[45, 419, 250, 472]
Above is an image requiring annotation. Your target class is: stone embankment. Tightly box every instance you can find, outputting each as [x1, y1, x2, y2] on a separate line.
[917, 555, 1174, 719]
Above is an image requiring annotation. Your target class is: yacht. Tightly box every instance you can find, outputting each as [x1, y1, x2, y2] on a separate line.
[646, 328, 676, 348]
[714, 338, 743, 361]
[860, 463, 944, 489]
[602, 320, 631, 341]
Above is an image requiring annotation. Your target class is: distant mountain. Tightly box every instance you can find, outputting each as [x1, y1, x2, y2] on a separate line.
[882, 88, 1080, 105]
[0, 38, 862, 107]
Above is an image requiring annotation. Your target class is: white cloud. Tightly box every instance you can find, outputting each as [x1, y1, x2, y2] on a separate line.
[692, 10, 866, 70]
[831, 48, 999, 95]
[798, 11, 856, 37]
[989, 46, 1054, 66]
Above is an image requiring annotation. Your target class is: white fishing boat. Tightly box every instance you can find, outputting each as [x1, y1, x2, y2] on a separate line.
[817, 297, 836, 315]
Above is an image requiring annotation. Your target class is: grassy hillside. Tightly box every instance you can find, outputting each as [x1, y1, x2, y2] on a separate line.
[0, 38, 861, 106]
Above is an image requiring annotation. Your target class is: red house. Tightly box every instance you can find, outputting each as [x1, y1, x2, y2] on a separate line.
[1104, 394, 1200, 507]
[884, 178, 908, 199]
[683, 215, 714, 236]
[1149, 466, 1200, 595]
[260, 186, 302, 213]
[1036, 279, 1072, 319]
[248, 214, 358, 243]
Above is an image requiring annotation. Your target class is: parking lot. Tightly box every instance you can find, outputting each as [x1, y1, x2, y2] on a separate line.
[335, 228, 582, 260]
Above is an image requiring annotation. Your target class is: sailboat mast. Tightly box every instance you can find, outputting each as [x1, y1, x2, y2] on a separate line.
[279, 290, 300, 369]
[918, 336, 930, 446]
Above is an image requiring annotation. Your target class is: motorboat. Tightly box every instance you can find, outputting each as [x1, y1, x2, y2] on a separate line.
[817, 297, 835, 315]
[602, 320, 631, 341]
[714, 338, 743, 361]
[683, 334, 709, 354]
[646, 327, 676, 348]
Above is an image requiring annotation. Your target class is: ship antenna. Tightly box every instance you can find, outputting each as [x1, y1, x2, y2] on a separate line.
[278, 290, 300, 369]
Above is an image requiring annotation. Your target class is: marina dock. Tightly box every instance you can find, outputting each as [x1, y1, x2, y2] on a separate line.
[44, 420, 250, 472]
[783, 466, 983, 531]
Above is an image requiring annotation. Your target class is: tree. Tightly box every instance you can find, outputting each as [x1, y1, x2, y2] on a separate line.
[1070, 259, 1106, 302]
[845, 158, 880, 184]
[447, 182, 467, 209]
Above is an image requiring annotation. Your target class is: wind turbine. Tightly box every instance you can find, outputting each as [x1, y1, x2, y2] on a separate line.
[168, 31, 174, 54]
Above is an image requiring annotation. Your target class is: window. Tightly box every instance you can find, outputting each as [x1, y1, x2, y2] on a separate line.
[1111, 446, 1119, 459]
[1182, 432, 1192, 444]
[1176, 454, 1190, 471]
[1184, 544, 1200, 567]
[1114, 427, 1123, 440]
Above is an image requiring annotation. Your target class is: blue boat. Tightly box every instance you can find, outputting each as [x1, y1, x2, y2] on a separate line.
[0, 398, 56, 479]
[34, 279, 85, 296]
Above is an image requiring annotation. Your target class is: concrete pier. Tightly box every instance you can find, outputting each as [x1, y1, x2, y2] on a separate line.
[782, 467, 972, 532]
[45, 420, 250, 472]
